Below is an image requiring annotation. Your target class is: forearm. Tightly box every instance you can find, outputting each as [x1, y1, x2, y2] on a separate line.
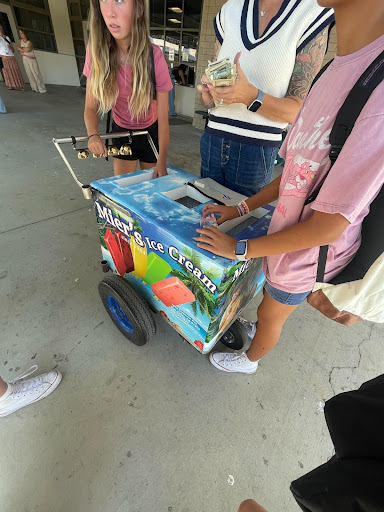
[157, 120, 169, 165]
[245, 175, 282, 211]
[244, 83, 302, 124]
[84, 107, 99, 136]
[246, 212, 349, 259]
[258, 93, 302, 124]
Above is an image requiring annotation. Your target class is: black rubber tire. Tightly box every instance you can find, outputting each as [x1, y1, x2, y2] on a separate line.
[98, 275, 156, 346]
[220, 320, 248, 351]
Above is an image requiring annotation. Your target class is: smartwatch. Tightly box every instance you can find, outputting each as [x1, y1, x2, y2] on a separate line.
[235, 240, 248, 261]
[247, 89, 264, 113]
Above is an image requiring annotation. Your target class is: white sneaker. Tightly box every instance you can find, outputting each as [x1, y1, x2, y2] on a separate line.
[209, 352, 258, 374]
[0, 365, 62, 417]
[238, 318, 257, 339]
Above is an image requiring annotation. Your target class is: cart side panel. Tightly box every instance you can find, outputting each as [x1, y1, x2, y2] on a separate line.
[93, 194, 225, 353]
[202, 258, 265, 353]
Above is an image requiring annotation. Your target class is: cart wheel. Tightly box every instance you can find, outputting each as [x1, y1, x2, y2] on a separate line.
[98, 275, 156, 346]
[220, 320, 248, 351]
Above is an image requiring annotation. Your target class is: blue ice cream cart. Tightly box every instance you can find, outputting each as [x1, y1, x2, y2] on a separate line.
[53, 132, 273, 354]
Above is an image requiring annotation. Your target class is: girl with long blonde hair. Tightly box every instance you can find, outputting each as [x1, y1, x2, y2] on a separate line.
[84, 0, 172, 176]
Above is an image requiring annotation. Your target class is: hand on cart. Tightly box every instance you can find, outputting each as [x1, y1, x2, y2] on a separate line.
[202, 203, 239, 224]
[88, 134, 108, 158]
[194, 225, 237, 259]
[153, 162, 168, 178]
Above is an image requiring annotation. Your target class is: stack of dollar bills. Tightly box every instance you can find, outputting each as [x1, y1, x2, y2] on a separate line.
[205, 57, 236, 88]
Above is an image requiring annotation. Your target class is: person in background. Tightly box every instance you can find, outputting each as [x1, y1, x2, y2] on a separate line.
[17, 30, 47, 94]
[0, 366, 62, 417]
[0, 56, 4, 82]
[172, 63, 187, 85]
[84, 0, 172, 177]
[0, 25, 24, 91]
[0, 95, 6, 113]
[197, 0, 334, 197]
[168, 67, 176, 116]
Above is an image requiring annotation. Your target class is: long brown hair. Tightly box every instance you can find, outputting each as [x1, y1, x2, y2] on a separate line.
[88, 0, 153, 120]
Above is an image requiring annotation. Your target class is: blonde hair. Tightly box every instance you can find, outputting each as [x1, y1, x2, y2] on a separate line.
[88, 0, 153, 120]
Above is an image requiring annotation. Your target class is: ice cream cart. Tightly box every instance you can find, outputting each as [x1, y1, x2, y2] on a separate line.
[53, 132, 273, 354]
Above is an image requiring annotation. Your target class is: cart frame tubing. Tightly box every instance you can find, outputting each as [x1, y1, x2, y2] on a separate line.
[52, 131, 159, 199]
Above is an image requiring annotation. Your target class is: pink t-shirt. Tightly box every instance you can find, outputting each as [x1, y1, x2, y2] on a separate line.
[263, 35, 384, 293]
[83, 43, 172, 129]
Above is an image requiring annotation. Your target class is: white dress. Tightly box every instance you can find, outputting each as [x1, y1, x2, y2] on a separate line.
[20, 40, 46, 93]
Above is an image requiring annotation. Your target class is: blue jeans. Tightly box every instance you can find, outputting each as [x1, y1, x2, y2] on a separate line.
[168, 80, 176, 116]
[200, 131, 278, 197]
[264, 282, 311, 306]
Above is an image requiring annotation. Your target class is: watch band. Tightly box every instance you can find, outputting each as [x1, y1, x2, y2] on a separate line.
[247, 89, 264, 112]
[235, 240, 248, 261]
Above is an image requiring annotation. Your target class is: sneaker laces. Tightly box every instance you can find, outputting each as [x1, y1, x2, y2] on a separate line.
[9, 365, 43, 396]
[222, 352, 249, 367]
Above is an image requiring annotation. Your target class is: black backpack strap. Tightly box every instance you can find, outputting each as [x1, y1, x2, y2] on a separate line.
[308, 59, 333, 94]
[309, 49, 384, 283]
[307, 49, 384, 207]
[150, 45, 157, 100]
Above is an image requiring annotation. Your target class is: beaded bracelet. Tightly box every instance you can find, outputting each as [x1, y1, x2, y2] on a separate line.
[236, 201, 249, 217]
[87, 133, 100, 140]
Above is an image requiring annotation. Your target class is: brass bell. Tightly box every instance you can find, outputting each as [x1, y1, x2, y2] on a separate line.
[119, 144, 132, 156]
[92, 153, 104, 158]
[78, 150, 90, 159]
[108, 146, 119, 156]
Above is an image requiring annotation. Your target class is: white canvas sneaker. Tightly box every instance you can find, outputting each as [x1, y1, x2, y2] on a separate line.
[209, 352, 259, 374]
[0, 365, 62, 417]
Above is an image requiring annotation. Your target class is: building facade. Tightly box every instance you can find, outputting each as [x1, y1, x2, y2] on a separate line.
[0, 0, 337, 127]
[0, 0, 83, 86]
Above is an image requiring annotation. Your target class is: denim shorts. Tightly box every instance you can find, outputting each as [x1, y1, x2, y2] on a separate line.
[200, 131, 279, 197]
[264, 281, 311, 306]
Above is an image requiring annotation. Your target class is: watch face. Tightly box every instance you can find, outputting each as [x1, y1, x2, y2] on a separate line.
[235, 241, 247, 256]
[249, 99, 262, 112]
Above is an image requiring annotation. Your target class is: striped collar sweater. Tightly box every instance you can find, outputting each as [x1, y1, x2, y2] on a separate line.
[209, 0, 335, 147]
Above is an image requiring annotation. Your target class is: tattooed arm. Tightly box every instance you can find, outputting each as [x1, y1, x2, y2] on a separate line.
[209, 27, 329, 123]
[286, 27, 330, 101]
[255, 27, 329, 123]
[257, 27, 329, 123]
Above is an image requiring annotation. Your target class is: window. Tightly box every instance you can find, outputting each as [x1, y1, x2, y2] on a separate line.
[80, 0, 89, 20]
[67, 1, 86, 77]
[150, 0, 164, 28]
[0, 12, 14, 42]
[9, 0, 57, 52]
[150, 0, 203, 87]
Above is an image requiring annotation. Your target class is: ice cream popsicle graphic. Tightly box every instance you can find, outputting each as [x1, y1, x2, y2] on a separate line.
[151, 277, 196, 307]
[104, 229, 133, 277]
[130, 235, 147, 278]
[144, 252, 172, 285]
[115, 231, 135, 274]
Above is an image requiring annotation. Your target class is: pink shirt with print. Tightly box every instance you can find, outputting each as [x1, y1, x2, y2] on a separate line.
[83, 43, 172, 129]
[263, 35, 384, 294]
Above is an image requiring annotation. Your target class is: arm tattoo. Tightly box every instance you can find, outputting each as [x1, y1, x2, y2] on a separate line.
[286, 27, 329, 100]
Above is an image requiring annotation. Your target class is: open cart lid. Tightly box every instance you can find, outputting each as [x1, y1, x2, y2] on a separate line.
[91, 165, 273, 267]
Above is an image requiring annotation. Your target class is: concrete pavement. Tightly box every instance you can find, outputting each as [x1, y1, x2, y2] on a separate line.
[0, 84, 383, 512]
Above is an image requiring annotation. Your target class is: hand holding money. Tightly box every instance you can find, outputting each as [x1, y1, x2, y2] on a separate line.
[201, 52, 259, 109]
[205, 57, 237, 88]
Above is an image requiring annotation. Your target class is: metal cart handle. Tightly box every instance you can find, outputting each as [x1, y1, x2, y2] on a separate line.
[52, 131, 159, 200]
